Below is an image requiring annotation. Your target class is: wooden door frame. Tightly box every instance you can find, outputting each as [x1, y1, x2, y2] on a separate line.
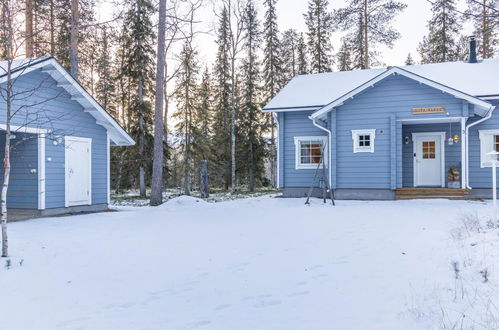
[412, 132, 446, 188]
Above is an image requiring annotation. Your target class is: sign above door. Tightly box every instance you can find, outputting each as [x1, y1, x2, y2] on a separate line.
[412, 107, 446, 115]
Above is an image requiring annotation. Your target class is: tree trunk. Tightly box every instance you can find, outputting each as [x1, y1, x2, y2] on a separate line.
[49, 0, 55, 55]
[138, 75, 146, 198]
[70, 0, 79, 79]
[248, 137, 254, 192]
[25, 0, 34, 57]
[150, 0, 167, 206]
[363, 0, 369, 69]
[1, 60, 13, 258]
[230, 57, 236, 192]
[200, 160, 209, 198]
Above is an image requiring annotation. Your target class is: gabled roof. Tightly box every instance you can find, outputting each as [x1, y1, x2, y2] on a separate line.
[0, 57, 134, 146]
[310, 66, 494, 120]
[263, 58, 499, 114]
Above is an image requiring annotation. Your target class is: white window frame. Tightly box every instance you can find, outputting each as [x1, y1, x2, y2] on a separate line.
[478, 129, 499, 168]
[294, 136, 328, 170]
[351, 129, 376, 153]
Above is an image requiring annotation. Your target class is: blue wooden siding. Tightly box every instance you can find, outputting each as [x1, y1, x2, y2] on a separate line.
[468, 100, 499, 188]
[0, 133, 39, 208]
[401, 124, 462, 187]
[280, 111, 327, 187]
[278, 74, 474, 189]
[0, 69, 109, 208]
[333, 74, 466, 189]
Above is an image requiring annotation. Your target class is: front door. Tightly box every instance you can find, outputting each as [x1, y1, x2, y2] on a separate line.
[414, 133, 443, 187]
[65, 136, 92, 206]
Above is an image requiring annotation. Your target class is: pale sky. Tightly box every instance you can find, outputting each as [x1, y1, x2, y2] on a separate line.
[96, 0, 474, 69]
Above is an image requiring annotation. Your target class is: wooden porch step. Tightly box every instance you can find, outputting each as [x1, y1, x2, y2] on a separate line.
[395, 188, 470, 200]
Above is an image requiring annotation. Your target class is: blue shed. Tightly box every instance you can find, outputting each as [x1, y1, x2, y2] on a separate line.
[264, 48, 499, 200]
[0, 57, 134, 216]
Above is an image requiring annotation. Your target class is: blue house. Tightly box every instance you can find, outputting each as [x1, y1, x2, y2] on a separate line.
[0, 57, 134, 216]
[264, 44, 499, 200]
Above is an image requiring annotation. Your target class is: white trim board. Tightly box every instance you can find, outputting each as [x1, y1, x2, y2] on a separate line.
[412, 132, 446, 188]
[310, 67, 494, 120]
[37, 133, 46, 210]
[64, 136, 92, 207]
[0, 124, 49, 134]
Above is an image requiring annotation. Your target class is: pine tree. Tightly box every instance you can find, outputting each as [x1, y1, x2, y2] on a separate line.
[336, 40, 354, 71]
[304, 0, 334, 73]
[119, 0, 156, 197]
[240, 0, 266, 192]
[418, 0, 463, 63]
[297, 33, 308, 74]
[212, 6, 232, 189]
[405, 53, 415, 65]
[173, 41, 199, 195]
[333, 0, 406, 69]
[466, 0, 499, 58]
[281, 29, 300, 82]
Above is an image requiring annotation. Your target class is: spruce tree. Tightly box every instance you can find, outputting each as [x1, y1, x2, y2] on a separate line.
[281, 29, 299, 82]
[405, 53, 415, 65]
[95, 26, 116, 117]
[240, 0, 266, 192]
[333, 0, 406, 69]
[336, 40, 354, 71]
[297, 33, 308, 74]
[173, 41, 200, 195]
[418, 0, 463, 63]
[304, 0, 334, 73]
[212, 6, 232, 189]
[466, 0, 499, 58]
[193, 68, 213, 169]
[263, 0, 283, 188]
[119, 0, 156, 197]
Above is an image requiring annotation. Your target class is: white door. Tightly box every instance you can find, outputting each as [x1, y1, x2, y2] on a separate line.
[414, 133, 444, 187]
[65, 137, 92, 206]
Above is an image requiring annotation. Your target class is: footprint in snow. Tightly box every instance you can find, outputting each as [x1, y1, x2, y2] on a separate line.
[215, 304, 232, 310]
[253, 300, 282, 308]
[288, 291, 310, 297]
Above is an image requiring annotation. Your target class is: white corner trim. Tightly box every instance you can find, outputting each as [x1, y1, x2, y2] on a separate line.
[64, 136, 92, 207]
[0, 124, 49, 134]
[107, 133, 111, 204]
[478, 129, 499, 168]
[351, 129, 376, 153]
[37, 133, 46, 210]
[412, 132, 446, 188]
[272, 113, 280, 188]
[294, 136, 328, 170]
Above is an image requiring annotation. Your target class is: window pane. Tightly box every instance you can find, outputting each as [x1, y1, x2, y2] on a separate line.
[298, 139, 323, 165]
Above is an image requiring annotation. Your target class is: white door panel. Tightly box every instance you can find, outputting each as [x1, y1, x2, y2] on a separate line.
[65, 137, 91, 206]
[414, 134, 443, 187]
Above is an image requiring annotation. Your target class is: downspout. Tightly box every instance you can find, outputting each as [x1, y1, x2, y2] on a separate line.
[272, 112, 280, 189]
[465, 106, 496, 189]
[309, 115, 332, 189]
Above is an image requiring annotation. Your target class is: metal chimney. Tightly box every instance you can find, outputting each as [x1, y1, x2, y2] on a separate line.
[469, 36, 477, 63]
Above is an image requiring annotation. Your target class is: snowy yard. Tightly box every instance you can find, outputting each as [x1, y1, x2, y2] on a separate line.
[1, 196, 498, 330]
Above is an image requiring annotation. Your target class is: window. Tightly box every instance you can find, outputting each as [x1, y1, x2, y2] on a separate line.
[478, 130, 499, 167]
[294, 136, 328, 170]
[351, 129, 376, 153]
[422, 141, 436, 159]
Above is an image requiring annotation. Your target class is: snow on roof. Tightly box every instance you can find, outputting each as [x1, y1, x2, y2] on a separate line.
[0, 57, 134, 146]
[0, 57, 51, 76]
[264, 58, 499, 110]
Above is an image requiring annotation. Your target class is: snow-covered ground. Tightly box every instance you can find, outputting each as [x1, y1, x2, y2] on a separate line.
[1, 196, 498, 330]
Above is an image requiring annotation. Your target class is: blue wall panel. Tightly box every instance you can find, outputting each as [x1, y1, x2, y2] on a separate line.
[0, 70, 109, 209]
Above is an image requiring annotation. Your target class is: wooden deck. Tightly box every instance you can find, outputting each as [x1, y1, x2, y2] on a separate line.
[395, 188, 470, 200]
